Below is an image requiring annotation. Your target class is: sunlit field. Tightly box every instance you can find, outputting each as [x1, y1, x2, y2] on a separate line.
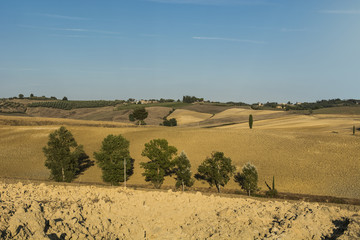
[1, 113, 359, 199]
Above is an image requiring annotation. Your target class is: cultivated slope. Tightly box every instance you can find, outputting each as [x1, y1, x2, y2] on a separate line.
[1, 115, 360, 199]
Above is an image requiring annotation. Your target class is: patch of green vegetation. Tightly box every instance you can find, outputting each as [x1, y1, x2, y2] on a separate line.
[0, 100, 26, 113]
[116, 102, 191, 110]
[28, 100, 123, 110]
[313, 106, 360, 115]
[286, 99, 360, 111]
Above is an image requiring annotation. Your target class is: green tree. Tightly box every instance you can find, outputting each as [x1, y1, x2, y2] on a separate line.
[234, 163, 259, 196]
[43, 126, 86, 182]
[195, 151, 236, 193]
[62, 96, 68, 101]
[132, 107, 148, 125]
[128, 113, 135, 122]
[94, 134, 134, 185]
[140, 139, 177, 188]
[173, 151, 194, 191]
[18, 94, 24, 99]
[163, 118, 177, 126]
[30, 93, 34, 98]
[249, 114, 253, 129]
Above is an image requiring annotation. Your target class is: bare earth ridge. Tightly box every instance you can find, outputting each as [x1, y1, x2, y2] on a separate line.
[0, 182, 359, 239]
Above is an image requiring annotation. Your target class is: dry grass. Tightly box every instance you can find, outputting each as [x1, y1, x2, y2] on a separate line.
[169, 107, 287, 127]
[0, 113, 359, 199]
[26, 106, 172, 125]
[168, 109, 213, 125]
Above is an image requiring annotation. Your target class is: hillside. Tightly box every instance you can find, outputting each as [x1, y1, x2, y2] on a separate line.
[0, 114, 359, 200]
[168, 108, 287, 127]
[2, 99, 360, 128]
[25, 106, 172, 125]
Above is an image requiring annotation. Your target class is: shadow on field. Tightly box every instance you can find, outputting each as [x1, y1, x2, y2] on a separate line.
[321, 218, 350, 240]
[76, 153, 94, 177]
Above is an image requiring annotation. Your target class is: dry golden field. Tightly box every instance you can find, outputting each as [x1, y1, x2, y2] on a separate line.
[26, 106, 172, 125]
[0, 112, 359, 199]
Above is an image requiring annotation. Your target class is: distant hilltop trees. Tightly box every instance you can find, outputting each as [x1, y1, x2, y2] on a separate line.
[182, 95, 204, 103]
[4, 94, 360, 113]
[252, 98, 360, 111]
[8, 94, 59, 101]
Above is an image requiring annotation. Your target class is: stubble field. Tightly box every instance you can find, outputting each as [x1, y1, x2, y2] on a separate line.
[0, 112, 359, 199]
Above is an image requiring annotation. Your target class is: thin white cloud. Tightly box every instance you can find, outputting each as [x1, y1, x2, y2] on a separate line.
[18, 25, 122, 35]
[281, 28, 307, 32]
[147, 0, 268, 5]
[48, 34, 89, 38]
[58, 28, 121, 35]
[0, 67, 38, 71]
[40, 13, 89, 20]
[139, 34, 165, 38]
[75, 67, 162, 73]
[320, 10, 360, 15]
[192, 36, 266, 44]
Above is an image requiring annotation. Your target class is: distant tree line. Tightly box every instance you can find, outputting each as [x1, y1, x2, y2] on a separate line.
[253, 99, 360, 111]
[225, 101, 249, 106]
[182, 95, 204, 103]
[8, 93, 58, 101]
[28, 100, 124, 110]
[43, 127, 276, 196]
[285, 99, 360, 111]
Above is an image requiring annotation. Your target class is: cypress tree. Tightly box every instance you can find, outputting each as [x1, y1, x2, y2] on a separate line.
[249, 114, 253, 129]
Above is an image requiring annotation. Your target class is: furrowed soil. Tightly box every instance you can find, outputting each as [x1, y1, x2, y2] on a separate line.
[0, 182, 359, 239]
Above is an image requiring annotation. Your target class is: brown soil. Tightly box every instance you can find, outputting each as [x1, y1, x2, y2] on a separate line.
[26, 106, 172, 125]
[1, 181, 359, 239]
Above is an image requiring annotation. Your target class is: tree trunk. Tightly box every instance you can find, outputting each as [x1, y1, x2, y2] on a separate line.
[182, 181, 184, 192]
[216, 184, 221, 193]
[154, 167, 161, 189]
[62, 167, 65, 182]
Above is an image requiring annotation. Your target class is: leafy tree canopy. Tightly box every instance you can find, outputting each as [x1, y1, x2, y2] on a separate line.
[173, 151, 194, 191]
[94, 134, 134, 185]
[132, 107, 148, 125]
[195, 151, 235, 193]
[182, 95, 204, 103]
[140, 139, 177, 188]
[234, 163, 259, 196]
[43, 126, 87, 182]
[163, 118, 177, 126]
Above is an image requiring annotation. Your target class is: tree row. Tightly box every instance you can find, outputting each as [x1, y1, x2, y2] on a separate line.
[43, 126, 276, 196]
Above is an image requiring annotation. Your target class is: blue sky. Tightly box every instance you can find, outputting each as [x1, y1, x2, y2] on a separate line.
[0, 0, 359, 103]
